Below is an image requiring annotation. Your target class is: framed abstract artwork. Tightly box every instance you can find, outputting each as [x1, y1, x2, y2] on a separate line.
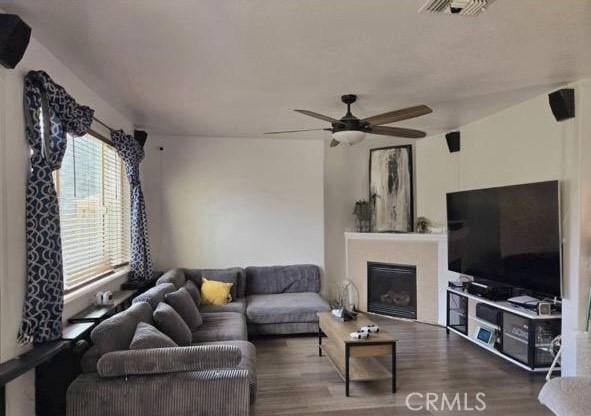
[369, 145, 414, 232]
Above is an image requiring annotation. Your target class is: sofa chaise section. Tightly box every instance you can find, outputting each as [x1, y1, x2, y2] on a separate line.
[245, 265, 330, 335]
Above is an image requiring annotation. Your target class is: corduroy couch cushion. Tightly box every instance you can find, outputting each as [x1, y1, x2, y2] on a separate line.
[183, 280, 201, 306]
[156, 268, 186, 288]
[245, 265, 321, 295]
[192, 312, 247, 343]
[97, 344, 242, 378]
[246, 292, 329, 324]
[91, 301, 153, 355]
[129, 322, 177, 350]
[153, 302, 192, 346]
[132, 283, 176, 309]
[165, 287, 203, 331]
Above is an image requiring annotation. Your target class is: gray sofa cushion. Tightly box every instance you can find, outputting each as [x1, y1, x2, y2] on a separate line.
[153, 302, 192, 346]
[91, 301, 153, 355]
[156, 268, 186, 288]
[200, 298, 247, 314]
[246, 292, 329, 324]
[98, 345, 242, 378]
[165, 287, 203, 331]
[192, 312, 247, 343]
[183, 280, 201, 306]
[129, 322, 177, 350]
[245, 265, 320, 295]
[132, 283, 176, 309]
[197, 340, 257, 404]
[539, 377, 591, 416]
[185, 267, 246, 299]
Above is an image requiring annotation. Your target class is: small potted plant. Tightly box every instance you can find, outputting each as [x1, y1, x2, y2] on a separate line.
[353, 200, 372, 232]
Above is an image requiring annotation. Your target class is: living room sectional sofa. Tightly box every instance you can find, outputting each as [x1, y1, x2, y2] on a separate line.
[67, 264, 329, 416]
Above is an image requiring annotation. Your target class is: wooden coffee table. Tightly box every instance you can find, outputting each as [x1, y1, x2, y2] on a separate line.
[317, 311, 398, 396]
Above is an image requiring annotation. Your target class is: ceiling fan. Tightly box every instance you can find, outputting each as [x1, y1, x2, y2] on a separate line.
[265, 94, 432, 147]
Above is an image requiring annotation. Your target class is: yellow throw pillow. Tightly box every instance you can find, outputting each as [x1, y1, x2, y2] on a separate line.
[200, 277, 233, 305]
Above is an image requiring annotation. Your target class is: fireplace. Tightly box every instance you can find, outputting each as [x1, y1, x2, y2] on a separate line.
[367, 262, 417, 319]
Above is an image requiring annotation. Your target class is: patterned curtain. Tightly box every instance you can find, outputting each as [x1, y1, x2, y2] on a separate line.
[111, 130, 153, 282]
[18, 71, 94, 344]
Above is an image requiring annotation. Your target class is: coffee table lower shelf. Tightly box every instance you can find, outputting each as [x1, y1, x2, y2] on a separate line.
[317, 312, 398, 396]
[320, 341, 392, 382]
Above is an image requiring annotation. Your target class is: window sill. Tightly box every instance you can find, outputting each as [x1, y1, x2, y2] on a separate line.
[64, 266, 130, 305]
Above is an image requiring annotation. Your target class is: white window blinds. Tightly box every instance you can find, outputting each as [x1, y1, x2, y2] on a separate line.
[56, 132, 130, 290]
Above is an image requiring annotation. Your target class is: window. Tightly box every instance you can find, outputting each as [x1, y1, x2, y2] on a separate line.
[56, 132, 130, 291]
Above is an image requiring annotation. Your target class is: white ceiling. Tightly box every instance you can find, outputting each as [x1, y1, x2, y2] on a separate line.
[2, 0, 591, 138]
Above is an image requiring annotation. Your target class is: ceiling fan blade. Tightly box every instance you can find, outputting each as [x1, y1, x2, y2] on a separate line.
[362, 105, 432, 126]
[264, 128, 330, 135]
[368, 126, 426, 139]
[294, 109, 339, 123]
[330, 139, 340, 148]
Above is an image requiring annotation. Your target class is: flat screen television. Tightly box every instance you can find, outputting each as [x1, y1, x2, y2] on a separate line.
[446, 180, 561, 298]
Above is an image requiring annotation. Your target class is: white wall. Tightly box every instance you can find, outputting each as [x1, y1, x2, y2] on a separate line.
[142, 136, 326, 291]
[0, 35, 132, 415]
[415, 93, 565, 224]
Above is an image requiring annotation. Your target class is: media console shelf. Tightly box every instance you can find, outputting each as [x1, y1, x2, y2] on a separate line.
[446, 287, 561, 372]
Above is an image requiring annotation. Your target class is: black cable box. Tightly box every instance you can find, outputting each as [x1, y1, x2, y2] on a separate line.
[467, 279, 513, 301]
[475, 303, 501, 325]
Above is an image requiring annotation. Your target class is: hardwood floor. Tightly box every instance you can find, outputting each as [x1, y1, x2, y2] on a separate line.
[252, 315, 552, 416]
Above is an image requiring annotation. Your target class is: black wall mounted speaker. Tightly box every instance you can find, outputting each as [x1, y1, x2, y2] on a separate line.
[134, 129, 148, 147]
[0, 14, 31, 69]
[445, 131, 460, 153]
[548, 88, 575, 122]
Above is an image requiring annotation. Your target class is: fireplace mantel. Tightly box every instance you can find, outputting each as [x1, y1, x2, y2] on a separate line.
[345, 232, 450, 325]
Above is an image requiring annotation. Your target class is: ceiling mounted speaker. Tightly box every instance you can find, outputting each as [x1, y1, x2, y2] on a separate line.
[548, 89, 575, 122]
[445, 131, 460, 153]
[0, 14, 31, 69]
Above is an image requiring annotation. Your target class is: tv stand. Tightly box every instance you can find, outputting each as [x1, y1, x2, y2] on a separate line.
[446, 287, 561, 372]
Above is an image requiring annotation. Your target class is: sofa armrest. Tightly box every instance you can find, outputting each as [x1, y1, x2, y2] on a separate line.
[67, 369, 250, 416]
[97, 344, 242, 377]
[80, 345, 101, 373]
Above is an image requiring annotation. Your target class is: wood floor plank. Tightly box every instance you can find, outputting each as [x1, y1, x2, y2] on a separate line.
[252, 316, 552, 416]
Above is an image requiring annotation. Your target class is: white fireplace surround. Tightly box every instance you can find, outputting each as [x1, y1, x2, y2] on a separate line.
[345, 232, 451, 325]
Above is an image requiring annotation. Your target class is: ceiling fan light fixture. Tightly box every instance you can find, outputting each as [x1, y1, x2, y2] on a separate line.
[332, 130, 366, 145]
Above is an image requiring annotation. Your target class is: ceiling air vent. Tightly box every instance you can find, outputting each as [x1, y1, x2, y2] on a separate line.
[419, 0, 494, 16]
